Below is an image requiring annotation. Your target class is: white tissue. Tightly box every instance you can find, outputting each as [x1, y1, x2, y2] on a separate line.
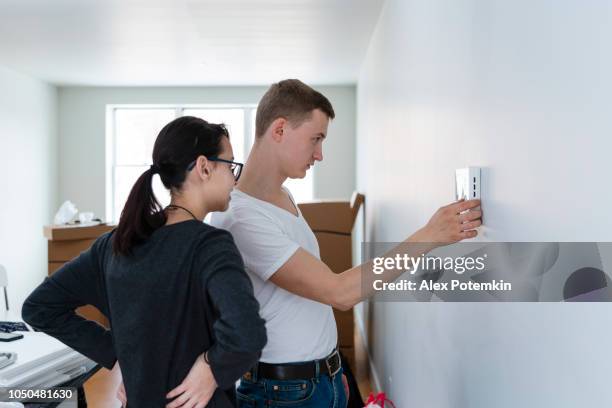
[53, 200, 78, 225]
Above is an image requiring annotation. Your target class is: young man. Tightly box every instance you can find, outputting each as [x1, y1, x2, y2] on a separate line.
[209, 79, 482, 407]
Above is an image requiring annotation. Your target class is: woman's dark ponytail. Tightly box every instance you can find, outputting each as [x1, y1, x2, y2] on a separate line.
[112, 165, 166, 255]
[112, 116, 228, 256]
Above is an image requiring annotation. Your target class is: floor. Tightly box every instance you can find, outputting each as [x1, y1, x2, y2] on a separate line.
[82, 363, 122, 407]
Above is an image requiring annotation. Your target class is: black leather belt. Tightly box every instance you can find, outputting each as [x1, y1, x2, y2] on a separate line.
[244, 349, 341, 381]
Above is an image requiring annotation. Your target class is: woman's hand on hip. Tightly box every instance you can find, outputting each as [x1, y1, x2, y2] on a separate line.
[166, 353, 218, 408]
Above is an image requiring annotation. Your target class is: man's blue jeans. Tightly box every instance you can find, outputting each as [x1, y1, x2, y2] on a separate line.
[236, 367, 348, 407]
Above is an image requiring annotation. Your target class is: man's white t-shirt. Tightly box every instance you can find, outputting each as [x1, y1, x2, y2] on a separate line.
[209, 188, 338, 363]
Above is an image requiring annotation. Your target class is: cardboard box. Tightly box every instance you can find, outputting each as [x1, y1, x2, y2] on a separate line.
[335, 309, 356, 347]
[298, 192, 364, 273]
[298, 192, 364, 369]
[339, 346, 356, 370]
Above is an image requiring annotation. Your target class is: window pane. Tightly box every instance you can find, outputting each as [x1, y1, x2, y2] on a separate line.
[114, 166, 170, 223]
[114, 109, 176, 165]
[284, 171, 314, 204]
[183, 109, 245, 162]
[108, 106, 308, 223]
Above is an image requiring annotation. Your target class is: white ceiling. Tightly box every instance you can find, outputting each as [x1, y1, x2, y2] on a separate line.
[0, 0, 384, 86]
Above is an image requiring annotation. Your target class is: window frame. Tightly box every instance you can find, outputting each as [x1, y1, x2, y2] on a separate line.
[105, 103, 257, 223]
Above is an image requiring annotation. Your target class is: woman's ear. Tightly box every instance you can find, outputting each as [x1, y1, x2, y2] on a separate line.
[194, 155, 211, 180]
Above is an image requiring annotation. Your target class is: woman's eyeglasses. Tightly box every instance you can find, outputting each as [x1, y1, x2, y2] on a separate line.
[187, 157, 244, 181]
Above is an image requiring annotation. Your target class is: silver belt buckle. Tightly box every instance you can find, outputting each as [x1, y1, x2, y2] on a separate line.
[325, 350, 341, 377]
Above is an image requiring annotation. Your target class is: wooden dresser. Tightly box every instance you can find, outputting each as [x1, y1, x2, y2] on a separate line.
[44, 223, 115, 327]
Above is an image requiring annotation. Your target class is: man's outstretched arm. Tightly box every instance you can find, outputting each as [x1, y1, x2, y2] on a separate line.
[270, 199, 482, 310]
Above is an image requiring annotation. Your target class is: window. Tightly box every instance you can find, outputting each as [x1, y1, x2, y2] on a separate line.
[106, 104, 314, 223]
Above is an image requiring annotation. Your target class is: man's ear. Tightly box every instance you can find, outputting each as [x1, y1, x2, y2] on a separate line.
[270, 118, 286, 143]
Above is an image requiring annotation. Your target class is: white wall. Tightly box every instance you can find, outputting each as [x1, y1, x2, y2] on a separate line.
[58, 85, 356, 221]
[0, 65, 58, 311]
[356, 0, 612, 406]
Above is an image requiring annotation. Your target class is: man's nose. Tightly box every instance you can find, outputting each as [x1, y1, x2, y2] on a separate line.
[313, 145, 323, 161]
